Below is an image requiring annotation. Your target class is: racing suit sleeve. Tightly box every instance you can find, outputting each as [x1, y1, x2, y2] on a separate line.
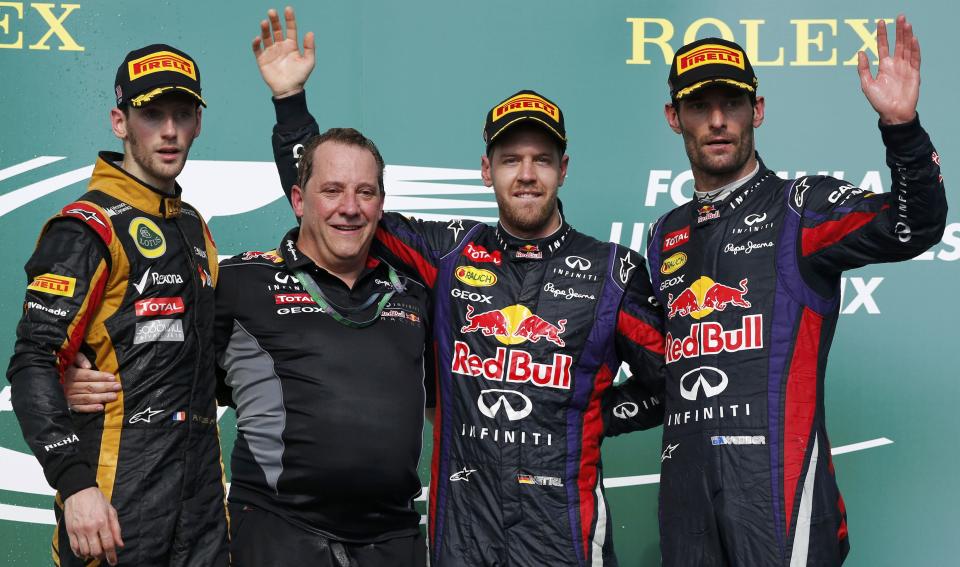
[604, 249, 666, 436]
[798, 116, 947, 275]
[6, 220, 110, 499]
[213, 260, 242, 408]
[273, 91, 320, 203]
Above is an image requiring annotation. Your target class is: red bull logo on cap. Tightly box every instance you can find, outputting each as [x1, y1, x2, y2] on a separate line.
[461, 304, 567, 347]
[667, 276, 751, 320]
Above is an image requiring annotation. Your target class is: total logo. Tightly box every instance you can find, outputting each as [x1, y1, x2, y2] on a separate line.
[463, 242, 502, 265]
[662, 226, 690, 252]
[134, 297, 185, 317]
[477, 389, 533, 421]
[461, 304, 566, 347]
[667, 276, 751, 320]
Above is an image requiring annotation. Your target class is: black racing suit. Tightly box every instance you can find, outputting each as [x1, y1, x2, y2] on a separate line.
[643, 118, 946, 566]
[6, 153, 227, 566]
[215, 228, 433, 549]
[271, 92, 666, 567]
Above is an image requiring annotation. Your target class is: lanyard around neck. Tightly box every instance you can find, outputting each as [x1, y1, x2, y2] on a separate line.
[292, 264, 402, 328]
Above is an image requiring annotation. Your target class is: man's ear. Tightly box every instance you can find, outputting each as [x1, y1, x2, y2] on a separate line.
[664, 103, 682, 134]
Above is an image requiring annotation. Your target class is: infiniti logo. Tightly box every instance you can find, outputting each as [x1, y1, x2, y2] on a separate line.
[477, 389, 533, 421]
[744, 213, 767, 226]
[565, 256, 591, 271]
[679, 367, 729, 401]
[612, 403, 639, 419]
[275, 272, 293, 284]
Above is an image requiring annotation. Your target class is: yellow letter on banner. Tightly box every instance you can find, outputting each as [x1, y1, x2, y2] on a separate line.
[29, 3, 83, 51]
[0, 2, 23, 49]
[842, 18, 894, 65]
[626, 18, 674, 64]
[683, 18, 735, 44]
[791, 19, 837, 66]
[741, 19, 784, 66]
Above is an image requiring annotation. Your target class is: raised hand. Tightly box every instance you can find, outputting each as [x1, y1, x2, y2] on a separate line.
[857, 15, 921, 125]
[252, 6, 316, 98]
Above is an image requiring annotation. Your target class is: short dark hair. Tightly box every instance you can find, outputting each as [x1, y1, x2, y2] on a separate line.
[297, 128, 386, 194]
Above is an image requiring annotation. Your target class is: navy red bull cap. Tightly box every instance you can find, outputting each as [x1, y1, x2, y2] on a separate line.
[483, 90, 567, 153]
[115, 43, 206, 108]
[668, 37, 758, 101]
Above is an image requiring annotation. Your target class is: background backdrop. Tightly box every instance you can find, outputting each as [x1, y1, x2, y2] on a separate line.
[1, 1, 956, 565]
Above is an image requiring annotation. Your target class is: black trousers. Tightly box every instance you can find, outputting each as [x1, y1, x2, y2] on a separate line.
[229, 503, 427, 567]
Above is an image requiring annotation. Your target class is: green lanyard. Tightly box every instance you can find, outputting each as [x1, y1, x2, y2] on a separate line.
[292, 264, 402, 328]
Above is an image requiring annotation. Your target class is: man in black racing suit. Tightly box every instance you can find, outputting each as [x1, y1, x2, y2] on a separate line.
[6, 45, 227, 566]
[644, 19, 947, 566]
[256, 10, 665, 566]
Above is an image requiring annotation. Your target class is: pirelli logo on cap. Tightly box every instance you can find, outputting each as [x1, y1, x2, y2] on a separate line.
[128, 51, 196, 81]
[677, 44, 745, 75]
[28, 274, 77, 297]
[493, 93, 559, 122]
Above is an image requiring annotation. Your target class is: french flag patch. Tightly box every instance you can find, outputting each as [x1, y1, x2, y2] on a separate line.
[172, 411, 187, 422]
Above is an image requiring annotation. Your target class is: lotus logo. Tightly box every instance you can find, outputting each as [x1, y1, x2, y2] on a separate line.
[477, 389, 533, 421]
[612, 402, 639, 419]
[679, 366, 729, 401]
[565, 256, 591, 270]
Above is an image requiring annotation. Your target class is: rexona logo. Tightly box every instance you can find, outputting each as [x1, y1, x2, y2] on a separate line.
[129, 217, 166, 258]
[27, 273, 76, 297]
[455, 266, 497, 287]
[666, 314, 763, 364]
[451, 341, 572, 390]
[461, 304, 566, 347]
[667, 276, 751, 320]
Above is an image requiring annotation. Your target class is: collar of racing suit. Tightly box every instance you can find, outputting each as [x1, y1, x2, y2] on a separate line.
[494, 200, 573, 262]
[94, 151, 184, 218]
[690, 153, 777, 225]
[277, 226, 386, 286]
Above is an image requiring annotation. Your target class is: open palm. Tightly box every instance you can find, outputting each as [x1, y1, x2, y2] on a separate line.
[857, 15, 920, 125]
[253, 7, 316, 98]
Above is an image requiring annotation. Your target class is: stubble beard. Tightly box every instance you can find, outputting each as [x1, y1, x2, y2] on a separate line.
[497, 192, 558, 237]
[128, 133, 191, 189]
[684, 126, 755, 180]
